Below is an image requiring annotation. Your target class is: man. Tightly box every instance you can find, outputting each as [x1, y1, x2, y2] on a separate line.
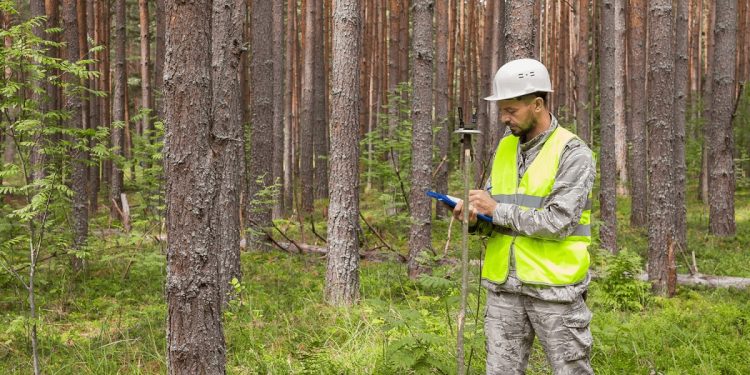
[454, 58, 595, 374]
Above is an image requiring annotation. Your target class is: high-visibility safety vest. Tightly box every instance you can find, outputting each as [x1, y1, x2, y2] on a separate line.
[483, 126, 592, 286]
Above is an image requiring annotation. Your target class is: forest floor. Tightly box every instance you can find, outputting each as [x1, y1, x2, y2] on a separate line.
[1, 187, 749, 374]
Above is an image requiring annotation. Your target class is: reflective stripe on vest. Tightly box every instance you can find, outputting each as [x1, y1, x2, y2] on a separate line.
[482, 126, 591, 286]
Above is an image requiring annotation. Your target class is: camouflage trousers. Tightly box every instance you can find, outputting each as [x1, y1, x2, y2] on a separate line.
[484, 289, 594, 375]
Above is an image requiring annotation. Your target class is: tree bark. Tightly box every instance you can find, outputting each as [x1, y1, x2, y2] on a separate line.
[88, 0, 100, 214]
[325, 0, 362, 306]
[300, 0, 316, 214]
[247, 0, 274, 231]
[614, 0, 628, 196]
[164, 0, 226, 372]
[674, 0, 689, 256]
[312, 0, 328, 201]
[155, 0, 165, 118]
[407, 0, 434, 278]
[212, 0, 246, 307]
[272, 0, 286, 218]
[627, 0, 648, 227]
[505, 0, 537, 61]
[476, 1, 493, 187]
[699, 1, 715, 202]
[647, 0, 677, 297]
[138, 0, 152, 135]
[487, 0, 505, 157]
[62, 0, 89, 271]
[599, 0, 617, 254]
[575, 0, 591, 145]
[111, 0, 126, 221]
[707, 0, 737, 236]
[283, 0, 297, 216]
[434, 0, 450, 217]
[30, 0, 47, 183]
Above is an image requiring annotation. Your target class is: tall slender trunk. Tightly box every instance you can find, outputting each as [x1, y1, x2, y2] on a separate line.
[111, 0, 127, 220]
[272, 0, 286, 218]
[139, 0, 152, 135]
[699, 1, 715, 202]
[627, 0, 647, 227]
[312, 0, 328, 200]
[155, 0, 166, 118]
[707, 0, 737, 236]
[63, 0, 89, 271]
[212, 0, 246, 307]
[164, 0, 226, 371]
[674, 0, 689, 255]
[487, 0, 505, 156]
[283, 0, 297, 216]
[325, 0, 362, 306]
[434, 0, 450, 216]
[300, 0, 316, 214]
[247, 0, 274, 231]
[88, 0, 100, 214]
[614, 0, 628, 196]
[575, 0, 591, 145]
[599, 0, 617, 254]
[407, 0, 434, 278]
[30, 0, 47, 183]
[647, 0, 677, 296]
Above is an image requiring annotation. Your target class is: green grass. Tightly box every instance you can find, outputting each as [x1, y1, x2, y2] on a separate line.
[1, 185, 749, 374]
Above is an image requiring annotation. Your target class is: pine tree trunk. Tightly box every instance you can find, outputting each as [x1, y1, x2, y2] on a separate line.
[476, 1, 493, 187]
[434, 0, 450, 215]
[30, 0, 47, 182]
[212, 0, 246, 307]
[699, 2, 715, 202]
[247, 0, 274, 231]
[407, 0, 434, 279]
[505, 0, 536, 60]
[88, 0, 100, 214]
[300, 0, 316, 214]
[674, 0, 689, 255]
[154, 0, 165, 118]
[272, 0, 286, 218]
[599, 0, 617, 254]
[614, 0, 628, 196]
[325, 0, 362, 305]
[164, 0, 226, 371]
[647, 0, 677, 297]
[487, 0, 505, 155]
[707, 0, 737, 236]
[97, 0, 111, 197]
[628, 0, 648, 227]
[312, 0, 328, 201]
[139, 0, 152, 135]
[63, 0, 89, 271]
[575, 0, 591, 145]
[283, 0, 297, 216]
[111, 0, 126, 220]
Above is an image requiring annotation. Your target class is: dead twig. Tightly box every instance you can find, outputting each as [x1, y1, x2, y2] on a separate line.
[359, 212, 407, 263]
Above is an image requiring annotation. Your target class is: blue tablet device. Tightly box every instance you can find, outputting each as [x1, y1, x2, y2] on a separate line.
[426, 191, 493, 223]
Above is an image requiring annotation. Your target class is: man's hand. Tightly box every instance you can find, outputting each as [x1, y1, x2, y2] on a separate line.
[452, 198, 478, 224]
[468, 189, 497, 217]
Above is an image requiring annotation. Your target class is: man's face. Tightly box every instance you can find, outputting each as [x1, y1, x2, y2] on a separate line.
[498, 96, 537, 138]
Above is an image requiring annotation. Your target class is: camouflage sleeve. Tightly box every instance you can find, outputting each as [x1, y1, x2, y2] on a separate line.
[491, 139, 596, 240]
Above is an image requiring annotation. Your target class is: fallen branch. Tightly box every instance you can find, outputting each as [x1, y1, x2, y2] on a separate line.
[635, 272, 750, 289]
[359, 212, 407, 263]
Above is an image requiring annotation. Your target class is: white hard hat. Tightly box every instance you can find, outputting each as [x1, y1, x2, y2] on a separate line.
[484, 58, 553, 101]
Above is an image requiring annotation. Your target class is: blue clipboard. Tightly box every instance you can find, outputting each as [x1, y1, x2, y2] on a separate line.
[426, 191, 493, 223]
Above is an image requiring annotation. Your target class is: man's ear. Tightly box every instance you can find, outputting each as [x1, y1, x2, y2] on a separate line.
[534, 97, 544, 112]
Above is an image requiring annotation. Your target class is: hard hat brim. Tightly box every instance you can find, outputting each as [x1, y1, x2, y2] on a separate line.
[483, 89, 554, 102]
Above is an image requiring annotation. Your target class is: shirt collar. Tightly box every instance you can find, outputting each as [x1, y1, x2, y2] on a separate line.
[520, 114, 558, 152]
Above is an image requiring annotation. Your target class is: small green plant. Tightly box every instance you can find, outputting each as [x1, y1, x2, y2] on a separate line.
[593, 249, 652, 312]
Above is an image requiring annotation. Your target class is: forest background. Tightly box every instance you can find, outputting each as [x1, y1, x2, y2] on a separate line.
[1, 0, 750, 373]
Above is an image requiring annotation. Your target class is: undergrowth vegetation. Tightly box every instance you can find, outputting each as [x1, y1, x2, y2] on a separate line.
[1, 183, 749, 374]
